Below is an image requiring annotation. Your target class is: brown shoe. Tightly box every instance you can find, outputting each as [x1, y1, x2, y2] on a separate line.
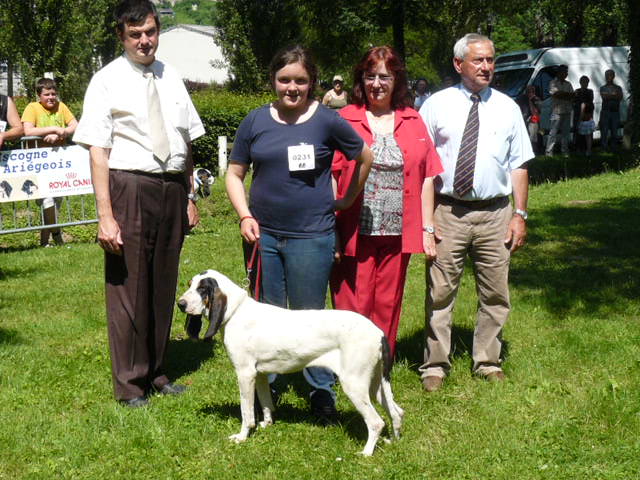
[422, 376, 443, 392]
[485, 371, 505, 382]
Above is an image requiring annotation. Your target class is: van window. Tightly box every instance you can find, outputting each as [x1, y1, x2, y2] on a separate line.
[495, 53, 529, 66]
[531, 67, 558, 100]
[492, 68, 533, 98]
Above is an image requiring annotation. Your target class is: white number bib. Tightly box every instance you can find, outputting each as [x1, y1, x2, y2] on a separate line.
[0, 120, 6, 133]
[287, 144, 315, 172]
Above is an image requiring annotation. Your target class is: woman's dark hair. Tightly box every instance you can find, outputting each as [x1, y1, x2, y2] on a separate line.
[269, 45, 318, 95]
[351, 46, 411, 109]
[115, 0, 160, 34]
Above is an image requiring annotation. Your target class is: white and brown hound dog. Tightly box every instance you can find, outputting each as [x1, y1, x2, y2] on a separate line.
[177, 269, 404, 456]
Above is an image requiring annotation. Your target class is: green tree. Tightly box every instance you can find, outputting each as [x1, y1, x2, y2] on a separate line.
[625, 0, 639, 145]
[214, 0, 301, 91]
[0, 0, 119, 101]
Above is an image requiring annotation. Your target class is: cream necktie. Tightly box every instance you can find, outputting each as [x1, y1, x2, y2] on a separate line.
[144, 68, 171, 162]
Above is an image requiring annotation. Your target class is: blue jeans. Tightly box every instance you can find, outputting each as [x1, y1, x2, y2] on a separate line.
[259, 230, 336, 394]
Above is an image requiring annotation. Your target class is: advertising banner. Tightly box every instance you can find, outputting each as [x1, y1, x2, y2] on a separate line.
[0, 145, 93, 203]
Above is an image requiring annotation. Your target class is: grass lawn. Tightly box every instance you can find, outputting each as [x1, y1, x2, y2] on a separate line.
[0, 166, 639, 479]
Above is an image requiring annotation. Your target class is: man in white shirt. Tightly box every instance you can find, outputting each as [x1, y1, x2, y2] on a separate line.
[545, 65, 574, 156]
[418, 33, 533, 392]
[74, 0, 205, 407]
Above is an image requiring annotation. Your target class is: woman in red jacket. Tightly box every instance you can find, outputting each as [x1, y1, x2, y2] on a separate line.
[331, 46, 443, 359]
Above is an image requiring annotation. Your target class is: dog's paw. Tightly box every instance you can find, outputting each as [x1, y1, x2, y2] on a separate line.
[228, 433, 247, 443]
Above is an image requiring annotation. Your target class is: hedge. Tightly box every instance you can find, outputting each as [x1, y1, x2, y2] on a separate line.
[190, 90, 273, 171]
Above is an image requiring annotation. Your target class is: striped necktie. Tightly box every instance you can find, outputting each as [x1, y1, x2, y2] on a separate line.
[453, 93, 481, 197]
[144, 68, 171, 162]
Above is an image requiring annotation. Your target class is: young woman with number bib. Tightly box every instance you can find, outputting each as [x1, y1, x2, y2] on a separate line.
[225, 45, 372, 422]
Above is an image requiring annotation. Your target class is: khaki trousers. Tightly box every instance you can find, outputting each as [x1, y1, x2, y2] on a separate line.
[419, 196, 512, 378]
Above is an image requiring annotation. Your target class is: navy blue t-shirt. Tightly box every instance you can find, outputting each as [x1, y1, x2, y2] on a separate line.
[231, 104, 364, 238]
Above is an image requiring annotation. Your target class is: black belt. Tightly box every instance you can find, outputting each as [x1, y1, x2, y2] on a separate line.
[111, 169, 184, 181]
[437, 194, 507, 209]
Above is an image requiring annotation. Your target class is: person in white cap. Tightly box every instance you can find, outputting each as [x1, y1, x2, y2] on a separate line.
[322, 74, 348, 109]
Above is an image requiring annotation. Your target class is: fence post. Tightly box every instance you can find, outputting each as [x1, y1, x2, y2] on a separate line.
[218, 135, 228, 176]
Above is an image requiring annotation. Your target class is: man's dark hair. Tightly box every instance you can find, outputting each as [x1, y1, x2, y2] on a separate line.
[114, 0, 160, 34]
[36, 78, 57, 95]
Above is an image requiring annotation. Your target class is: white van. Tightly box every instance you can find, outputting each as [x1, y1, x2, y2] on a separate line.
[493, 46, 630, 135]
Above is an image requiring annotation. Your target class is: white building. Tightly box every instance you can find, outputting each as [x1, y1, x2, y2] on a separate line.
[156, 24, 229, 85]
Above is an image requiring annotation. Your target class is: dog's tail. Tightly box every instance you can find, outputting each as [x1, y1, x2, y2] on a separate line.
[381, 335, 392, 381]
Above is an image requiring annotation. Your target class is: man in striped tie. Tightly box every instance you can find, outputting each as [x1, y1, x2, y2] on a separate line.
[418, 33, 533, 392]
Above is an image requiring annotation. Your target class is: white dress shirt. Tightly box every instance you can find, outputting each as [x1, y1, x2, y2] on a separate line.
[420, 84, 533, 200]
[73, 54, 205, 173]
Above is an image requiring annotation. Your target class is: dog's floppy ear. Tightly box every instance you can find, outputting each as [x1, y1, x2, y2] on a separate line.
[201, 278, 227, 339]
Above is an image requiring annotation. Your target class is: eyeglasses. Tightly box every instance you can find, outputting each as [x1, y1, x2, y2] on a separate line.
[363, 74, 394, 84]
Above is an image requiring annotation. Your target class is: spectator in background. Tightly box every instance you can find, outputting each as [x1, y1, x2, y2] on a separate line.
[545, 65, 573, 156]
[577, 102, 595, 156]
[22, 78, 78, 246]
[0, 94, 24, 149]
[322, 75, 348, 109]
[440, 75, 454, 90]
[518, 85, 542, 154]
[573, 75, 594, 145]
[413, 78, 431, 110]
[599, 69, 623, 151]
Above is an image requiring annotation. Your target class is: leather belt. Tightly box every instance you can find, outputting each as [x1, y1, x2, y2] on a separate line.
[437, 194, 507, 209]
[112, 169, 184, 181]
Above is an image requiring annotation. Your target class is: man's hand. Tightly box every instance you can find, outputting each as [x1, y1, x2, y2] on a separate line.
[187, 200, 199, 229]
[97, 215, 123, 255]
[504, 215, 526, 253]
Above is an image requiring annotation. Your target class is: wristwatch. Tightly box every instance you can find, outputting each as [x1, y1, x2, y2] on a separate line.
[423, 225, 435, 234]
[187, 193, 197, 202]
[514, 208, 528, 220]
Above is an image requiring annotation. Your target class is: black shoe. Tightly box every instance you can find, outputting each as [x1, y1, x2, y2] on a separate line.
[155, 383, 187, 396]
[119, 396, 149, 408]
[52, 233, 64, 246]
[310, 389, 338, 425]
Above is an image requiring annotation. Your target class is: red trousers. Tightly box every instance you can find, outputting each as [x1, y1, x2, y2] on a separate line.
[330, 235, 411, 359]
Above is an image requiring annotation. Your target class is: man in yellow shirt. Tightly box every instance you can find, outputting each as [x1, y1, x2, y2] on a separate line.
[22, 78, 78, 246]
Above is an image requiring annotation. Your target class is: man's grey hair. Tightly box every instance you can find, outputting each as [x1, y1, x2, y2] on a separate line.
[453, 33, 494, 60]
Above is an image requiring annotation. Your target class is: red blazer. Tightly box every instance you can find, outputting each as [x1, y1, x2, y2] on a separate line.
[332, 104, 443, 255]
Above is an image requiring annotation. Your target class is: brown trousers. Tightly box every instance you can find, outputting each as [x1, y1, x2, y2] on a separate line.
[105, 169, 188, 401]
[420, 196, 512, 379]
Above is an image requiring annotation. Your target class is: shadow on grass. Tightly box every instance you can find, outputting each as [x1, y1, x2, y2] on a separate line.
[0, 328, 22, 345]
[396, 324, 510, 375]
[512, 195, 640, 319]
[199, 397, 378, 445]
[165, 337, 216, 381]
